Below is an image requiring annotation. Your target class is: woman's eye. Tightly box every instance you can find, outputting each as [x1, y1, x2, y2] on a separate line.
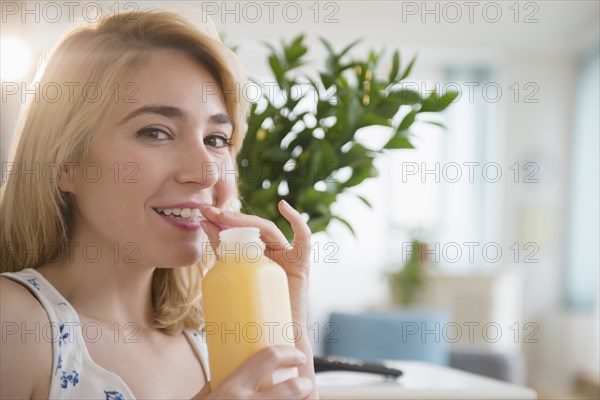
[205, 135, 232, 149]
[136, 127, 170, 140]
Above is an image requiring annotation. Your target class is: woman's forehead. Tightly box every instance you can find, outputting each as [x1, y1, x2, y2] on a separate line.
[110, 50, 229, 123]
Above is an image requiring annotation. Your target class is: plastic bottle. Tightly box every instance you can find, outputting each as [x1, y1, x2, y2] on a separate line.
[202, 227, 298, 389]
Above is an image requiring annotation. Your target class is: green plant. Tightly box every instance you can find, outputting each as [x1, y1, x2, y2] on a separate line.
[237, 35, 457, 239]
[385, 239, 430, 306]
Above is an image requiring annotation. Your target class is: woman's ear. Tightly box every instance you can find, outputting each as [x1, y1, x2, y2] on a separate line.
[57, 162, 76, 194]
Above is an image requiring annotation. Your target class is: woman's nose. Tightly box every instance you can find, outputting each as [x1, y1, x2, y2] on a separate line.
[174, 141, 220, 187]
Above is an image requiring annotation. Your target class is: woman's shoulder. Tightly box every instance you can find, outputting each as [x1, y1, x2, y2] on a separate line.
[0, 274, 51, 324]
[1, 274, 48, 313]
[0, 275, 53, 399]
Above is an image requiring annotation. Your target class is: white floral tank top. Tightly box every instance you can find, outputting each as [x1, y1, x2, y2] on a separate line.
[1, 268, 210, 399]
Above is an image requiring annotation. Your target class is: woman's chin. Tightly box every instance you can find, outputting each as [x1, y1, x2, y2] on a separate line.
[153, 248, 211, 268]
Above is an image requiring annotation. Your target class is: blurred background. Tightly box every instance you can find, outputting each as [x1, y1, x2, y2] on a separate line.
[1, 1, 598, 398]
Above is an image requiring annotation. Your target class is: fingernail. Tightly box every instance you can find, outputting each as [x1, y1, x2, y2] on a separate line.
[200, 205, 217, 214]
[281, 199, 292, 209]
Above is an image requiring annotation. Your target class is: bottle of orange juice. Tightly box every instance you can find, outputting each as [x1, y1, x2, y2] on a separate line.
[202, 227, 298, 388]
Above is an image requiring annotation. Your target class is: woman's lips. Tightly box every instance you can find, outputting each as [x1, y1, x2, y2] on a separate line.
[153, 208, 232, 231]
[154, 208, 205, 231]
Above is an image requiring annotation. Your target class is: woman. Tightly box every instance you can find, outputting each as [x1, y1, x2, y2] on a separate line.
[0, 10, 317, 400]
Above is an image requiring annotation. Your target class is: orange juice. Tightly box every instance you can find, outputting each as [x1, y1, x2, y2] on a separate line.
[202, 227, 298, 388]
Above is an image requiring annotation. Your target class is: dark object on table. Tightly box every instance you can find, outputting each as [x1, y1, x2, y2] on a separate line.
[314, 355, 403, 380]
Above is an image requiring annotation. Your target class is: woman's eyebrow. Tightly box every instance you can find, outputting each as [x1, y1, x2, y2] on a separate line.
[117, 106, 232, 127]
[209, 113, 233, 127]
[118, 105, 187, 125]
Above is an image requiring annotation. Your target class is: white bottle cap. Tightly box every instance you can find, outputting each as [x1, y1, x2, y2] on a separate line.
[218, 227, 261, 244]
[217, 227, 265, 260]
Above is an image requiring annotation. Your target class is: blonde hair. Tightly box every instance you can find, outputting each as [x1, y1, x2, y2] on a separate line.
[0, 10, 249, 334]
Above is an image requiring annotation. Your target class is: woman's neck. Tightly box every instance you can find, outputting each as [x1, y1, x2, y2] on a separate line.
[36, 238, 157, 331]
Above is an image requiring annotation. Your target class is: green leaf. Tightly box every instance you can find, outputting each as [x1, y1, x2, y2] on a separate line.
[305, 188, 336, 206]
[320, 37, 361, 75]
[345, 162, 377, 187]
[389, 89, 422, 105]
[338, 75, 349, 89]
[384, 131, 414, 149]
[316, 100, 336, 120]
[339, 38, 361, 58]
[332, 215, 356, 237]
[320, 37, 339, 74]
[319, 72, 335, 89]
[339, 61, 362, 73]
[291, 34, 304, 48]
[346, 97, 363, 131]
[399, 56, 417, 81]
[389, 50, 400, 82]
[398, 109, 417, 131]
[265, 147, 291, 163]
[322, 140, 338, 164]
[319, 37, 335, 56]
[357, 195, 373, 208]
[368, 50, 379, 64]
[307, 216, 330, 234]
[420, 91, 459, 112]
[373, 99, 400, 120]
[338, 143, 375, 168]
[284, 35, 308, 64]
[245, 105, 272, 137]
[262, 41, 279, 56]
[438, 90, 460, 110]
[268, 55, 285, 86]
[247, 182, 280, 206]
[425, 120, 447, 129]
[358, 112, 391, 128]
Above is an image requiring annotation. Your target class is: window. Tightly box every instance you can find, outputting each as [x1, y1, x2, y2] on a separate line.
[386, 66, 502, 271]
[565, 49, 600, 310]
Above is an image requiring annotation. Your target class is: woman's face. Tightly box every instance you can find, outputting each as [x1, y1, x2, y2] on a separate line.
[60, 49, 236, 268]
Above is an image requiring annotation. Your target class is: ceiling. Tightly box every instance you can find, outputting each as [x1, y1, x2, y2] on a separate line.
[208, 0, 599, 56]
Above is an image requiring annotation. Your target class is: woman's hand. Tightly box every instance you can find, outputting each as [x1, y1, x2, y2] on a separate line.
[199, 200, 319, 399]
[199, 200, 312, 326]
[192, 345, 314, 399]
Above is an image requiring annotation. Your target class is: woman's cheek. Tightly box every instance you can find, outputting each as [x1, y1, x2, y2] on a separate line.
[217, 158, 238, 206]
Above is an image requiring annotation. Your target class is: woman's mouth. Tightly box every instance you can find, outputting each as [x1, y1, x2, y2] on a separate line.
[153, 206, 232, 231]
[153, 208, 206, 231]
[154, 207, 205, 220]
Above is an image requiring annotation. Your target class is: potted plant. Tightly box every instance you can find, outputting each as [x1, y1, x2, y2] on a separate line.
[385, 238, 432, 306]
[237, 35, 457, 239]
